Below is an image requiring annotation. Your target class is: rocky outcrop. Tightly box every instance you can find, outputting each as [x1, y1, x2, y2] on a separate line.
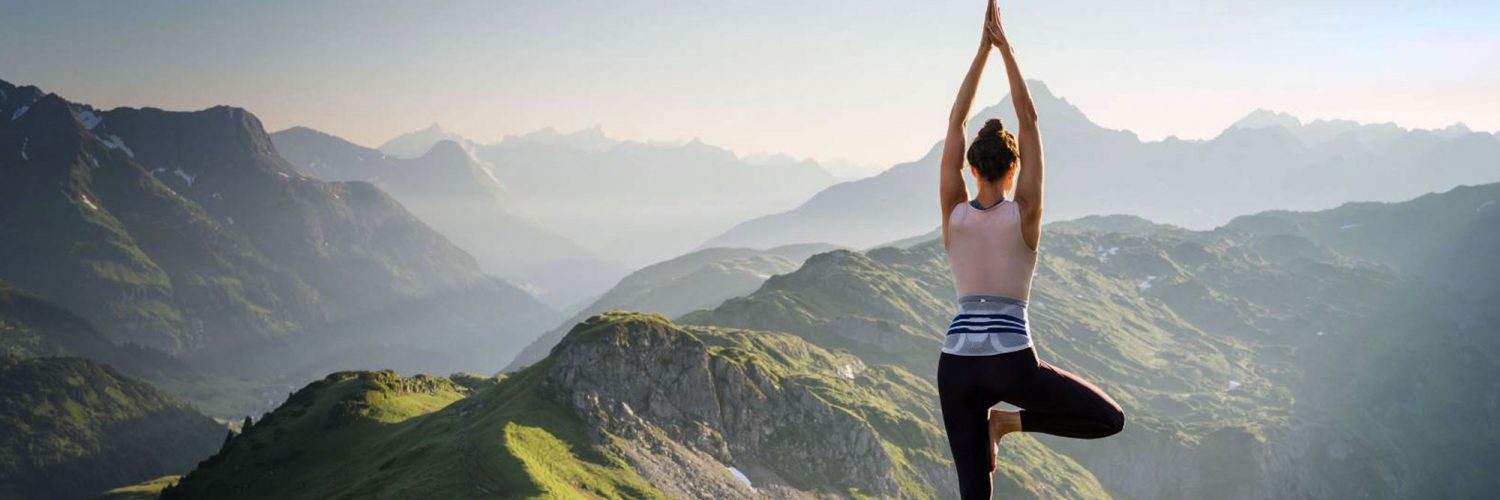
[544, 312, 927, 498]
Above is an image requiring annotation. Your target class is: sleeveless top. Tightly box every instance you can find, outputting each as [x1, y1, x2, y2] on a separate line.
[941, 197, 1039, 356]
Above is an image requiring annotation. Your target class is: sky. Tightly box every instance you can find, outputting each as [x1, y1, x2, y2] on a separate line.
[2, 0, 1496, 170]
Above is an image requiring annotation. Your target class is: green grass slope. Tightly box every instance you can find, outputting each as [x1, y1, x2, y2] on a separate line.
[681, 183, 1500, 498]
[0, 357, 224, 500]
[160, 367, 661, 499]
[96, 476, 179, 500]
[162, 313, 1106, 499]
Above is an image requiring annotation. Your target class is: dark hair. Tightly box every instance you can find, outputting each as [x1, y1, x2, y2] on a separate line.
[966, 118, 1019, 182]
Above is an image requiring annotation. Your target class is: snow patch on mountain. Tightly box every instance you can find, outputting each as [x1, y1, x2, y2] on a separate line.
[97, 134, 134, 158]
[726, 467, 753, 489]
[73, 108, 102, 130]
[11, 105, 29, 120]
[1097, 245, 1120, 262]
[173, 169, 198, 187]
[836, 363, 857, 380]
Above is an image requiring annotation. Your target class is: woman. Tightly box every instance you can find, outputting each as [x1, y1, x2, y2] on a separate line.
[937, 1, 1126, 497]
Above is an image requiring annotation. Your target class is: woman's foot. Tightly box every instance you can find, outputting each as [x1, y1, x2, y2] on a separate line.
[987, 409, 1021, 471]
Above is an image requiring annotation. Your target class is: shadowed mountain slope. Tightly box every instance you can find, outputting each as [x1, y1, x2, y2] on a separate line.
[0, 78, 557, 379]
[0, 357, 224, 500]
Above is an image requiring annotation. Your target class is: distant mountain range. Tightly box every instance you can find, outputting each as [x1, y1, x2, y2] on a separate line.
[280, 122, 840, 306]
[743, 153, 885, 182]
[271, 126, 626, 309]
[376, 122, 480, 158]
[0, 78, 558, 379]
[703, 80, 1499, 250]
[372, 124, 838, 267]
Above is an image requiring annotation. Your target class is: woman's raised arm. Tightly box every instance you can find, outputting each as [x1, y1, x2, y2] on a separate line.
[988, 2, 1045, 251]
[939, 1, 999, 249]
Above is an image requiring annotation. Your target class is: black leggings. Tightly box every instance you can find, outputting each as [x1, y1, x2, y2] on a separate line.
[938, 348, 1125, 499]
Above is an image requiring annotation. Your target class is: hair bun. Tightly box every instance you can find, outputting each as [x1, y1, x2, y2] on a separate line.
[979, 118, 1005, 138]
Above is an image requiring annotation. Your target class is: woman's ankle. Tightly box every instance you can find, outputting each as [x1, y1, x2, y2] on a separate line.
[989, 409, 1022, 435]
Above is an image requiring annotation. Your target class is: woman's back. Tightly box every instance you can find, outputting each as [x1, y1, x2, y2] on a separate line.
[945, 198, 1038, 302]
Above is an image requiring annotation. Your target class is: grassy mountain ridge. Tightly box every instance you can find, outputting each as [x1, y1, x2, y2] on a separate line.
[162, 312, 1108, 499]
[685, 182, 1500, 498]
[1224, 182, 1500, 274]
[1223, 182, 1500, 497]
[505, 243, 839, 372]
[0, 357, 224, 500]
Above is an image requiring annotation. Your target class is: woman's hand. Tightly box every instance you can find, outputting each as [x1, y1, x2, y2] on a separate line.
[984, 0, 1008, 48]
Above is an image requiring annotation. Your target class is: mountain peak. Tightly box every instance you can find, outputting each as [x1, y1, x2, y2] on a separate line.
[275, 125, 323, 136]
[1439, 122, 1473, 137]
[378, 123, 470, 159]
[98, 104, 282, 173]
[1232, 109, 1303, 131]
[962, 79, 1118, 140]
[418, 139, 470, 164]
[1025, 79, 1055, 99]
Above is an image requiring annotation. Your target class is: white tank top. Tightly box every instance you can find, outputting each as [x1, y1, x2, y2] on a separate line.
[944, 198, 1038, 301]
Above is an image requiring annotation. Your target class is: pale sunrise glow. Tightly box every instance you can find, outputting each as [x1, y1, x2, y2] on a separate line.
[2, 0, 1495, 170]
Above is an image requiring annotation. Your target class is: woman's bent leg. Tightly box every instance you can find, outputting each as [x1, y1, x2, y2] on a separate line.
[1010, 359, 1126, 439]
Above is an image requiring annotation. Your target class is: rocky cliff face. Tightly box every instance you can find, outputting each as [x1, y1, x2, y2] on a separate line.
[543, 312, 1107, 499]
[546, 313, 908, 496]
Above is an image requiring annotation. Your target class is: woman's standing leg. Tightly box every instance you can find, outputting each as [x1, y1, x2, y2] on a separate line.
[939, 353, 1002, 499]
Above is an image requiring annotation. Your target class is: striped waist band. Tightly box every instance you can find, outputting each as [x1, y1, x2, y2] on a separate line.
[946, 294, 1029, 336]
